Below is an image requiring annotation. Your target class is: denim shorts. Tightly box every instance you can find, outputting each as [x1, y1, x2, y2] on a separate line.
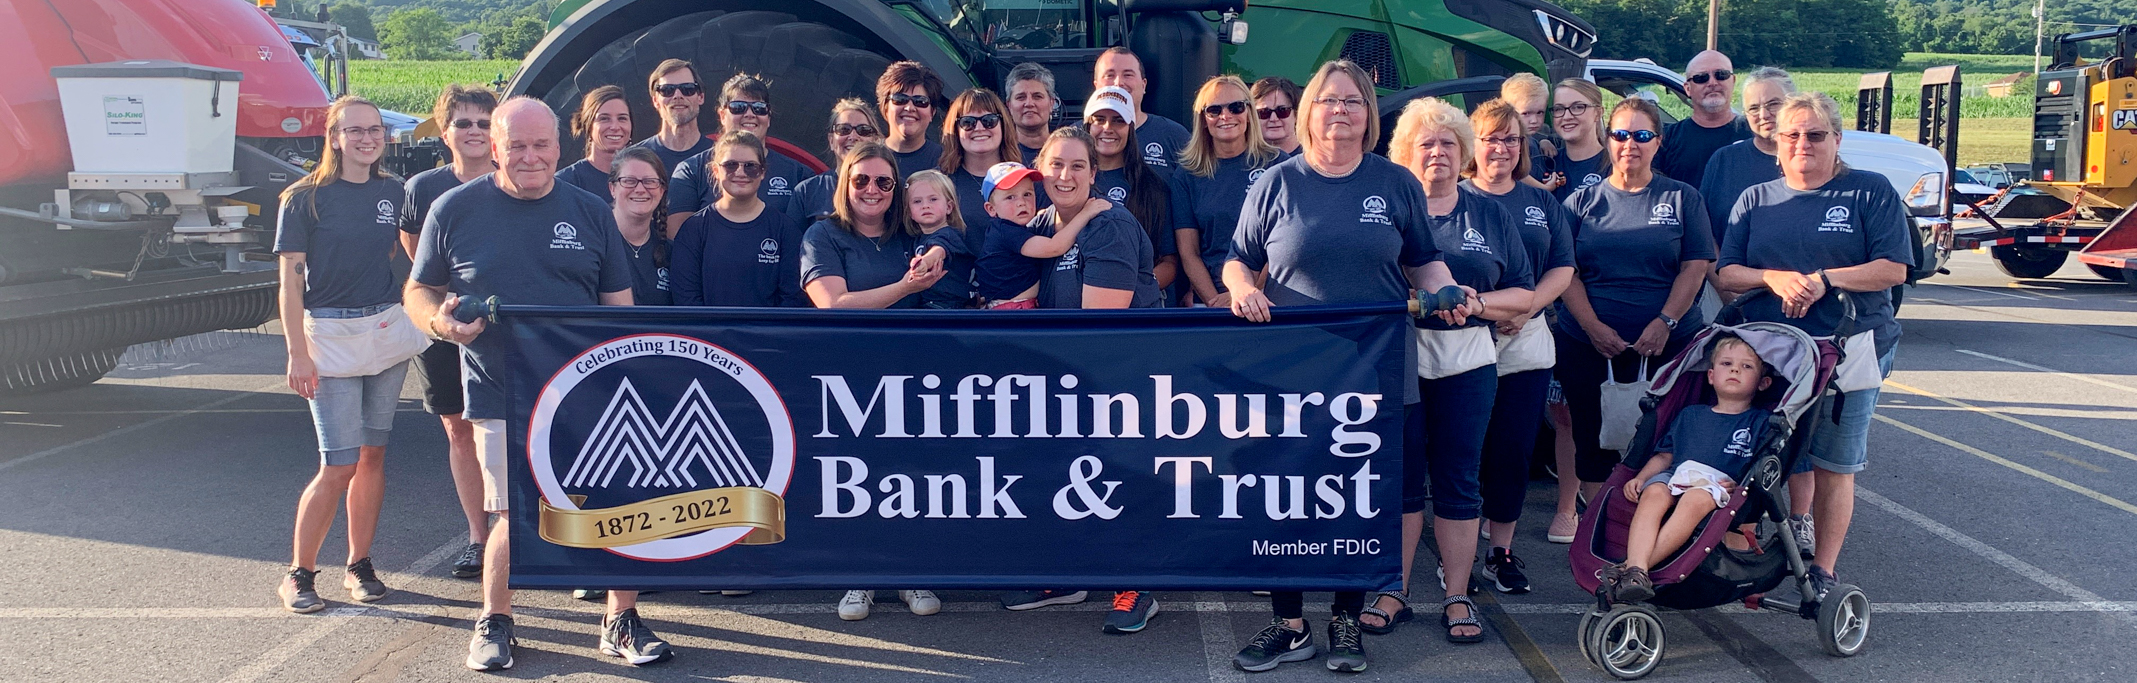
[1807, 345, 1896, 475]
[308, 358, 410, 466]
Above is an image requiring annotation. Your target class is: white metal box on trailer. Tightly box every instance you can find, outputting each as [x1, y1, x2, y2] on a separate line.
[50, 60, 244, 175]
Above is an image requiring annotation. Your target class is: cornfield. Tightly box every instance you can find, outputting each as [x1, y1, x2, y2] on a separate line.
[347, 60, 521, 117]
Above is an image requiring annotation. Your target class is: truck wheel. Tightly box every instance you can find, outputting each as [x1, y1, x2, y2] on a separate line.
[2085, 264, 2131, 282]
[541, 11, 893, 166]
[1989, 246, 2067, 280]
[0, 347, 124, 396]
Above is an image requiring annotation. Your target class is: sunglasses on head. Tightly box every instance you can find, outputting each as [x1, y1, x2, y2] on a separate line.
[724, 100, 770, 117]
[1256, 105, 1294, 120]
[719, 160, 764, 177]
[450, 118, 492, 130]
[1687, 69, 1734, 84]
[655, 83, 702, 98]
[957, 113, 1002, 131]
[1202, 101, 1248, 117]
[850, 173, 897, 192]
[1609, 129, 1657, 143]
[889, 92, 933, 108]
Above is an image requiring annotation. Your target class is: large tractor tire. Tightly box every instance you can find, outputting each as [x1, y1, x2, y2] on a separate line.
[0, 346, 123, 396]
[541, 11, 893, 167]
[1990, 245, 2068, 280]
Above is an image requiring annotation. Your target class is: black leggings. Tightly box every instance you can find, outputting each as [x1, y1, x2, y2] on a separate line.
[1551, 328, 1691, 483]
[1271, 591, 1365, 620]
[1479, 368, 1552, 523]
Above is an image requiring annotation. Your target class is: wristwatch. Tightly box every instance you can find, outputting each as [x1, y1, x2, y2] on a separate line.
[1817, 269, 1832, 288]
[1658, 313, 1679, 330]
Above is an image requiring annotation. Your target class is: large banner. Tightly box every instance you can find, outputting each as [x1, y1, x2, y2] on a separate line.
[503, 305, 1410, 591]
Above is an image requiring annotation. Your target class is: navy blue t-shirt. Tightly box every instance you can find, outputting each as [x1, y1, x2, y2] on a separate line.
[1657, 404, 1770, 480]
[1462, 179, 1577, 298]
[1136, 114, 1192, 172]
[273, 178, 404, 310]
[915, 226, 977, 308]
[1227, 154, 1443, 307]
[1556, 176, 1717, 344]
[950, 168, 994, 254]
[671, 205, 805, 307]
[790, 172, 836, 224]
[401, 165, 480, 235]
[1018, 142, 1042, 166]
[1416, 187, 1536, 330]
[554, 159, 613, 204]
[1721, 170, 1915, 353]
[1034, 203, 1160, 309]
[978, 216, 1043, 301]
[1658, 115, 1752, 186]
[1553, 150, 1606, 202]
[1527, 133, 1562, 182]
[800, 220, 924, 309]
[626, 134, 713, 182]
[1094, 166, 1177, 257]
[1171, 152, 1280, 292]
[1697, 140, 1779, 244]
[411, 176, 635, 420]
[668, 147, 807, 217]
[619, 230, 671, 306]
[893, 139, 945, 178]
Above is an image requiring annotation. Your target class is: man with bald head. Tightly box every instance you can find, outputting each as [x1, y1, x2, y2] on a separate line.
[1656, 50, 1751, 184]
[407, 97, 672, 671]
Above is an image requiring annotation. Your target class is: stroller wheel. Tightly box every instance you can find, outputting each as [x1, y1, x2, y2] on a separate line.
[1816, 584, 1870, 657]
[1587, 604, 1666, 680]
[1577, 610, 1603, 666]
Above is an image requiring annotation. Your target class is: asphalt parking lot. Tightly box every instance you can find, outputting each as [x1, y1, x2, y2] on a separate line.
[2, 249, 2133, 682]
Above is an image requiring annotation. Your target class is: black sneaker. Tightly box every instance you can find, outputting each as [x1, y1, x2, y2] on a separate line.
[465, 614, 516, 671]
[1325, 613, 1368, 673]
[600, 608, 674, 666]
[344, 557, 389, 603]
[1101, 590, 1158, 634]
[1806, 565, 1838, 604]
[1482, 547, 1531, 594]
[278, 567, 324, 614]
[450, 543, 484, 578]
[1232, 618, 1316, 672]
[999, 589, 1088, 611]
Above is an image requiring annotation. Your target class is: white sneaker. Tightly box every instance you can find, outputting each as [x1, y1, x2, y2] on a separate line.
[838, 590, 874, 621]
[899, 590, 941, 616]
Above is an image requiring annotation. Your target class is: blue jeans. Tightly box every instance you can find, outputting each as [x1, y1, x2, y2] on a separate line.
[1405, 366, 1498, 519]
[308, 359, 409, 466]
[1808, 345, 1896, 474]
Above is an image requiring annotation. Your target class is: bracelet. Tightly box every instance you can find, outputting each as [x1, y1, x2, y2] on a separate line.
[1817, 269, 1832, 288]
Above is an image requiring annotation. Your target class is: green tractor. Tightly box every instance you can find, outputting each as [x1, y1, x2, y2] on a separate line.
[512, 0, 1595, 166]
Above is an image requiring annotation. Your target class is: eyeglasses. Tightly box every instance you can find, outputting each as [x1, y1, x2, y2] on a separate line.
[1478, 134, 1524, 147]
[724, 100, 770, 116]
[849, 173, 897, 192]
[449, 118, 491, 130]
[956, 113, 1002, 131]
[1687, 69, 1734, 85]
[655, 83, 702, 98]
[889, 93, 933, 109]
[1256, 105, 1294, 120]
[832, 123, 880, 137]
[1550, 102, 1595, 118]
[719, 160, 764, 177]
[610, 176, 662, 190]
[1312, 97, 1366, 112]
[338, 125, 387, 139]
[1776, 130, 1832, 144]
[1609, 129, 1657, 143]
[1744, 99, 1786, 117]
[1202, 101, 1249, 117]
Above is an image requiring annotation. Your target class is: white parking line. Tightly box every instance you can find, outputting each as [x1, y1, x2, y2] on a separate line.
[1854, 485, 2137, 631]
[1192, 592, 1245, 683]
[1955, 349, 2137, 396]
[215, 537, 467, 683]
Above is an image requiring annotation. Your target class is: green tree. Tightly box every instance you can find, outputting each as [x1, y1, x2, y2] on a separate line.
[328, 2, 377, 42]
[378, 8, 459, 60]
[482, 16, 545, 60]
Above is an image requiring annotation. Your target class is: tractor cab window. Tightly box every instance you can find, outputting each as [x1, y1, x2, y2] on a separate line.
[1593, 75, 1694, 124]
[948, 0, 1093, 50]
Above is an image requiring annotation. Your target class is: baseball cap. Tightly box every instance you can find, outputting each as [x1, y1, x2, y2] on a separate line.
[983, 161, 1042, 198]
[1083, 86, 1137, 125]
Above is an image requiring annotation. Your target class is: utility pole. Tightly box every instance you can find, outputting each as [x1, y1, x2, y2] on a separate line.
[2033, 0, 2046, 73]
[1707, 0, 1721, 51]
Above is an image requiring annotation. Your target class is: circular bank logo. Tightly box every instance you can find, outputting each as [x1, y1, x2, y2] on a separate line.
[553, 222, 579, 241]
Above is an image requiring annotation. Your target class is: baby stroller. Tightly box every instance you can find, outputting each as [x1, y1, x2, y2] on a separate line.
[1568, 292, 1869, 679]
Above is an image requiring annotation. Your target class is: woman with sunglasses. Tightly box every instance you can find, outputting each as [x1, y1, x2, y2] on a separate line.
[672, 131, 805, 307]
[937, 88, 1019, 248]
[791, 99, 887, 225]
[877, 61, 946, 177]
[1173, 75, 1281, 307]
[801, 141, 943, 310]
[557, 86, 631, 203]
[1460, 99, 1578, 590]
[1250, 76, 1303, 155]
[1549, 79, 1608, 201]
[1553, 97, 1715, 521]
[668, 74, 810, 236]
[1084, 87, 1178, 296]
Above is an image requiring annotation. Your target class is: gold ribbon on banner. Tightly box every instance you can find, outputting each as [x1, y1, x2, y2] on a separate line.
[538, 487, 786, 548]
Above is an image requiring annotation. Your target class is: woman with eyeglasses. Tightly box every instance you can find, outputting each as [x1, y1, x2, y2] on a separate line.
[937, 88, 1019, 249]
[1172, 75, 1282, 308]
[1223, 61, 1464, 674]
[1084, 87, 1178, 295]
[1250, 76, 1303, 155]
[671, 131, 805, 307]
[603, 147, 673, 306]
[791, 99, 887, 224]
[801, 141, 943, 310]
[1553, 97, 1716, 522]
[1714, 92, 1911, 605]
[1549, 79, 1608, 201]
[668, 74, 811, 235]
[556, 86, 631, 203]
[1460, 99, 1579, 589]
[877, 61, 947, 177]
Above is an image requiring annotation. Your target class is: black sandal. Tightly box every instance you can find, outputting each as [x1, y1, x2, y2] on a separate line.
[1358, 590, 1412, 635]
[1441, 595, 1485, 644]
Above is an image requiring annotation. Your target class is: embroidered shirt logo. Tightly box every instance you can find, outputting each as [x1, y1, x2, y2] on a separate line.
[551, 222, 584, 250]
[1819, 205, 1854, 233]
[1523, 205, 1547, 226]
[767, 176, 790, 196]
[1142, 142, 1167, 166]
[1106, 186, 1128, 202]
[758, 238, 780, 264]
[1461, 226, 1492, 253]
[374, 199, 396, 225]
[1649, 201, 1680, 225]
[1360, 195, 1390, 225]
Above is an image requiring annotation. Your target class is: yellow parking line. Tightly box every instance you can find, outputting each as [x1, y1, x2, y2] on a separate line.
[1883, 380, 2137, 464]
[1873, 414, 2137, 517]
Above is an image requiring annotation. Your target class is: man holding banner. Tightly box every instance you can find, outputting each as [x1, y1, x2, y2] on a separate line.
[405, 97, 671, 671]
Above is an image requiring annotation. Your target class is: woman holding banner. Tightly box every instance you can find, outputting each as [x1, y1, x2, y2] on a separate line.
[1222, 60, 1465, 673]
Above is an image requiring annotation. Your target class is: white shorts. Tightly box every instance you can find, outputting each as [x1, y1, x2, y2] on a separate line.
[1644, 460, 1736, 509]
[471, 417, 509, 513]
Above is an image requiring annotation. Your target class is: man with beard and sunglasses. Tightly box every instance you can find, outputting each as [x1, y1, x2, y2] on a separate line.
[667, 73, 811, 235]
[1655, 50, 1750, 185]
[627, 59, 714, 186]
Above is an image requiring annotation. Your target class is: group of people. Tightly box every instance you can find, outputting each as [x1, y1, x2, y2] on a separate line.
[267, 46, 1910, 674]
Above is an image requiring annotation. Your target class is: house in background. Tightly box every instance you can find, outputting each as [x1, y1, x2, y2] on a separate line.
[455, 32, 482, 57]
[349, 36, 384, 60]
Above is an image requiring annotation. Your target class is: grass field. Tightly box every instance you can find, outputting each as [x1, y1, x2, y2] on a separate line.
[348, 60, 519, 116]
